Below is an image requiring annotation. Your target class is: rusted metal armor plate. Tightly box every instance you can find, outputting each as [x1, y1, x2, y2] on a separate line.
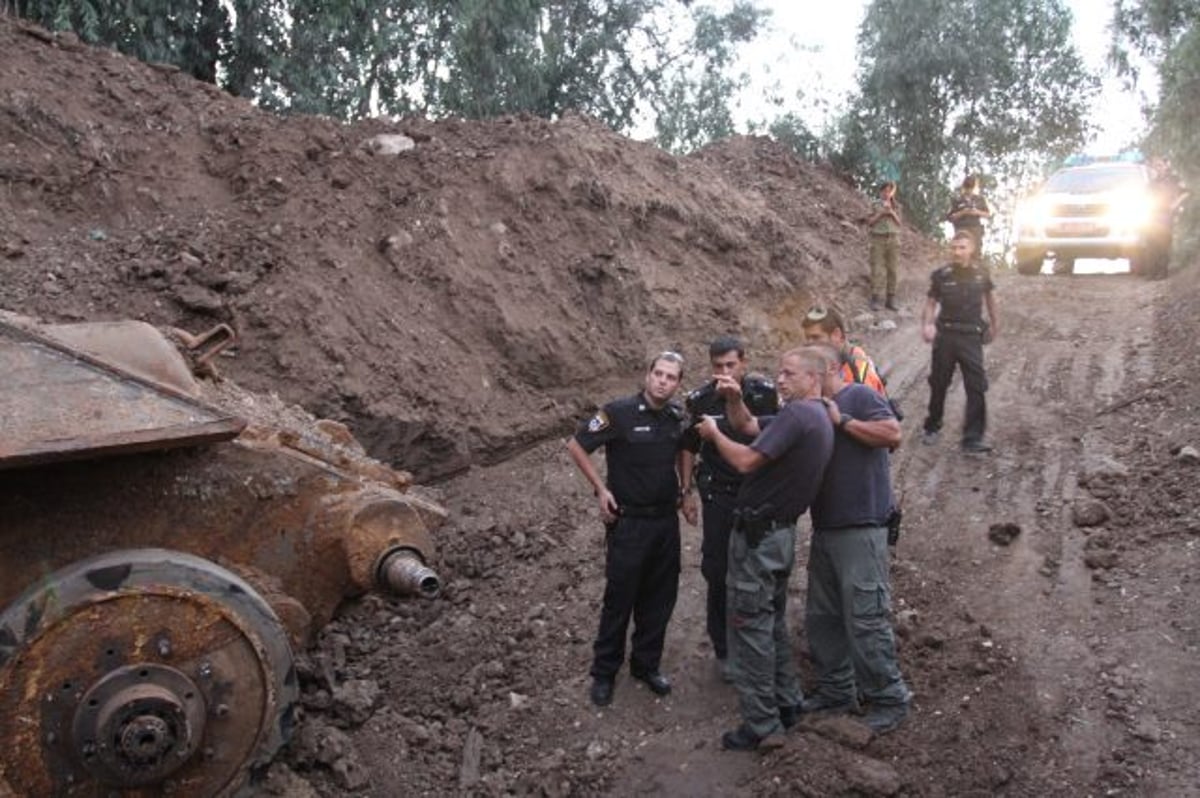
[0, 320, 245, 469]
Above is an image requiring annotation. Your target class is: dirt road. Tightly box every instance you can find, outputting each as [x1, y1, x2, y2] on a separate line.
[283, 265, 1200, 797]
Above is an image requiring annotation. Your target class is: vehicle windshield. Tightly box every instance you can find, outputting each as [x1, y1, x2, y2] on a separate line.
[1044, 166, 1144, 194]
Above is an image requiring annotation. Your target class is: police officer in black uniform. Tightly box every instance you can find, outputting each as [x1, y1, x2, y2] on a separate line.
[920, 230, 1000, 453]
[567, 351, 689, 707]
[679, 336, 778, 677]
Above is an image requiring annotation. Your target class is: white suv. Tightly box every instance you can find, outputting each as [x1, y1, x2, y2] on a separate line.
[1013, 161, 1155, 276]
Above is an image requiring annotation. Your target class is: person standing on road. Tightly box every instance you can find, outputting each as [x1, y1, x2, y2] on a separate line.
[805, 343, 911, 734]
[920, 230, 999, 454]
[567, 351, 692, 708]
[694, 348, 834, 751]
[945, 174, 992, 258]
[865, 181, 902, 311]
[678, 336, 779, 682]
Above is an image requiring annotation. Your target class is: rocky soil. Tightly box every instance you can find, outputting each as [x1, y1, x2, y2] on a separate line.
[3, 16, 1199, 798]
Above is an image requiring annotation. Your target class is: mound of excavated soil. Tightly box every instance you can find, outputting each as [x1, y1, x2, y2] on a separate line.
[5, 15, 1200, 798]
[0, 18, 933, 483]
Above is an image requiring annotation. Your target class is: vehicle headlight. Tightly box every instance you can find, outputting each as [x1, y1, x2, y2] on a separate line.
[1107, 191, 1153, 228]
[1015, 196, 1052, 229]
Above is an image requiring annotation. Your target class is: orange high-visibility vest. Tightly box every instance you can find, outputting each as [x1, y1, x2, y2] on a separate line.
[841, 344, 887, 396]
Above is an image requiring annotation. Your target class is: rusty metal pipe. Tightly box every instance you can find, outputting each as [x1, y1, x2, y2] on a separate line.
[378, 548, 442, 599]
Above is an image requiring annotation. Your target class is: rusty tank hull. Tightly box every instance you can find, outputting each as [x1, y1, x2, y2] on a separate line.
[0, 312, 446, 797]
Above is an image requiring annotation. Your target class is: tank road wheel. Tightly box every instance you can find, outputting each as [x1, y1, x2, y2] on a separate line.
[0, 549, 297, 797]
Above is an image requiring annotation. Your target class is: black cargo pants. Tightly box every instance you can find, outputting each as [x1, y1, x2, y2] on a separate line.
[590, 514, 681, 679]
[923, 329, 988, 444]
[700, 490, 738, 660]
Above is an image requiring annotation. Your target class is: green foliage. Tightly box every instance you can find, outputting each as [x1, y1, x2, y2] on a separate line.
[766, 113, 823, 162]
[12, 0, 229, 82]
[1111, 0, 1200, 263]
[653, 2, 768, 153]
[847, 0, 1096, 232]
[8, 0, 766, 148]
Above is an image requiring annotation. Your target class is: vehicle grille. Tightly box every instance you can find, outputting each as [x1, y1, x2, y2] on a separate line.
[1046, 225, 1110, 239]
[1051, 203, 1106, 218]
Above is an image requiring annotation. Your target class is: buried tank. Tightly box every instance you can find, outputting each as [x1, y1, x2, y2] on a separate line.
[0, 311, 446, 797]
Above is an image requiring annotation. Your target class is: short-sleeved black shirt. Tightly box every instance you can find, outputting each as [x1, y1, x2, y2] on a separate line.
[812, 384, 895, 529]
[681, 375, 780, 487]
[736, 398, 833, 523]
[947, 193, 990, 234]
[574, 392, 686, 507]
[928, 262, 994, 326]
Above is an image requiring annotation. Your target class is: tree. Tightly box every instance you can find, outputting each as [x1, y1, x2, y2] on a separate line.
[846, 0, 1096, 232]
[1111, 0, 1200, 257]
[652, 2, 768, 153]
[7, 0, 766, 147]
[9, 0, 229, 83]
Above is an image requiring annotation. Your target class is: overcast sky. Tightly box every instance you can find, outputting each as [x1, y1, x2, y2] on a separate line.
[734, 0, 1150, 153]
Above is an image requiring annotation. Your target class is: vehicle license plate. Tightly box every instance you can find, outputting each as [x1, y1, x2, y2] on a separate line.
[1055, 221, 1099, 235]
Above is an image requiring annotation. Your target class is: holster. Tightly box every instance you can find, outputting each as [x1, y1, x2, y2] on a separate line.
[886, 507, 903, 546]
[732, 505, 787, 548]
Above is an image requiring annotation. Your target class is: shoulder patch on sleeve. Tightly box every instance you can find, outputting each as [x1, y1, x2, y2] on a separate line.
[587, 410, 610, 433]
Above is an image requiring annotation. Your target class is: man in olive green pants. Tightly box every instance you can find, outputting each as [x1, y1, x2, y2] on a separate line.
[807, 344, 911, 734]
[695, 347, 834, 751]
[865, 181, 901, 310]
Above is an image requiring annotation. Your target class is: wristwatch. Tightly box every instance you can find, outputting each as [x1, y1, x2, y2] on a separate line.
[837, 415, 853, 432]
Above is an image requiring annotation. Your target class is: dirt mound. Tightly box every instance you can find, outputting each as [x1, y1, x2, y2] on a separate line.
[0, 17, 933, 483]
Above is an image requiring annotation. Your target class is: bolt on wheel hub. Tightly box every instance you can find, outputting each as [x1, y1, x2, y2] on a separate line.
[73, 664, 207, 787]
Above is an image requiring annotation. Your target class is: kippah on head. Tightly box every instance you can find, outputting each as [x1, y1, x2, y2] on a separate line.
[802, 305, 845, 335]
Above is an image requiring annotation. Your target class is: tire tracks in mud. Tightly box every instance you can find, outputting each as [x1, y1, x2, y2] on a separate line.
[886, 271, 1189, 795]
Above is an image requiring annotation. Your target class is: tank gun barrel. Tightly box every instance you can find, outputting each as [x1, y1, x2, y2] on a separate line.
[379, 548, 442, 599]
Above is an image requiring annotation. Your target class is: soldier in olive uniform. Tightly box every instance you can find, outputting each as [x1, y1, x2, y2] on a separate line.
[865, 181, 902, 311]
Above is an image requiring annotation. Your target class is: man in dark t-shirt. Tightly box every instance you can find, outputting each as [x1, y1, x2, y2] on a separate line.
[695, 347, 834, 751]
[806, 343, 911, 735]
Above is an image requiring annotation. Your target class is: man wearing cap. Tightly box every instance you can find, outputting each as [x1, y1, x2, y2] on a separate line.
[695, 347, 834, 751]
[568, 351, 692, 708]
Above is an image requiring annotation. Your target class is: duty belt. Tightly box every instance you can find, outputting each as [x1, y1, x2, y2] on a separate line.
[734, 517, 792, 537]
[618, 502, 677, 519]
[937, 320, 984, 334]
[732, 511, 793, 548]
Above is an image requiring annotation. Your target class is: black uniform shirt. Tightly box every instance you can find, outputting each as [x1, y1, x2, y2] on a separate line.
[928, 262, 993, 326]
[947, 192, 990, 233]
[681, 376, 780, 488]
[575, 393, 686, 507]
